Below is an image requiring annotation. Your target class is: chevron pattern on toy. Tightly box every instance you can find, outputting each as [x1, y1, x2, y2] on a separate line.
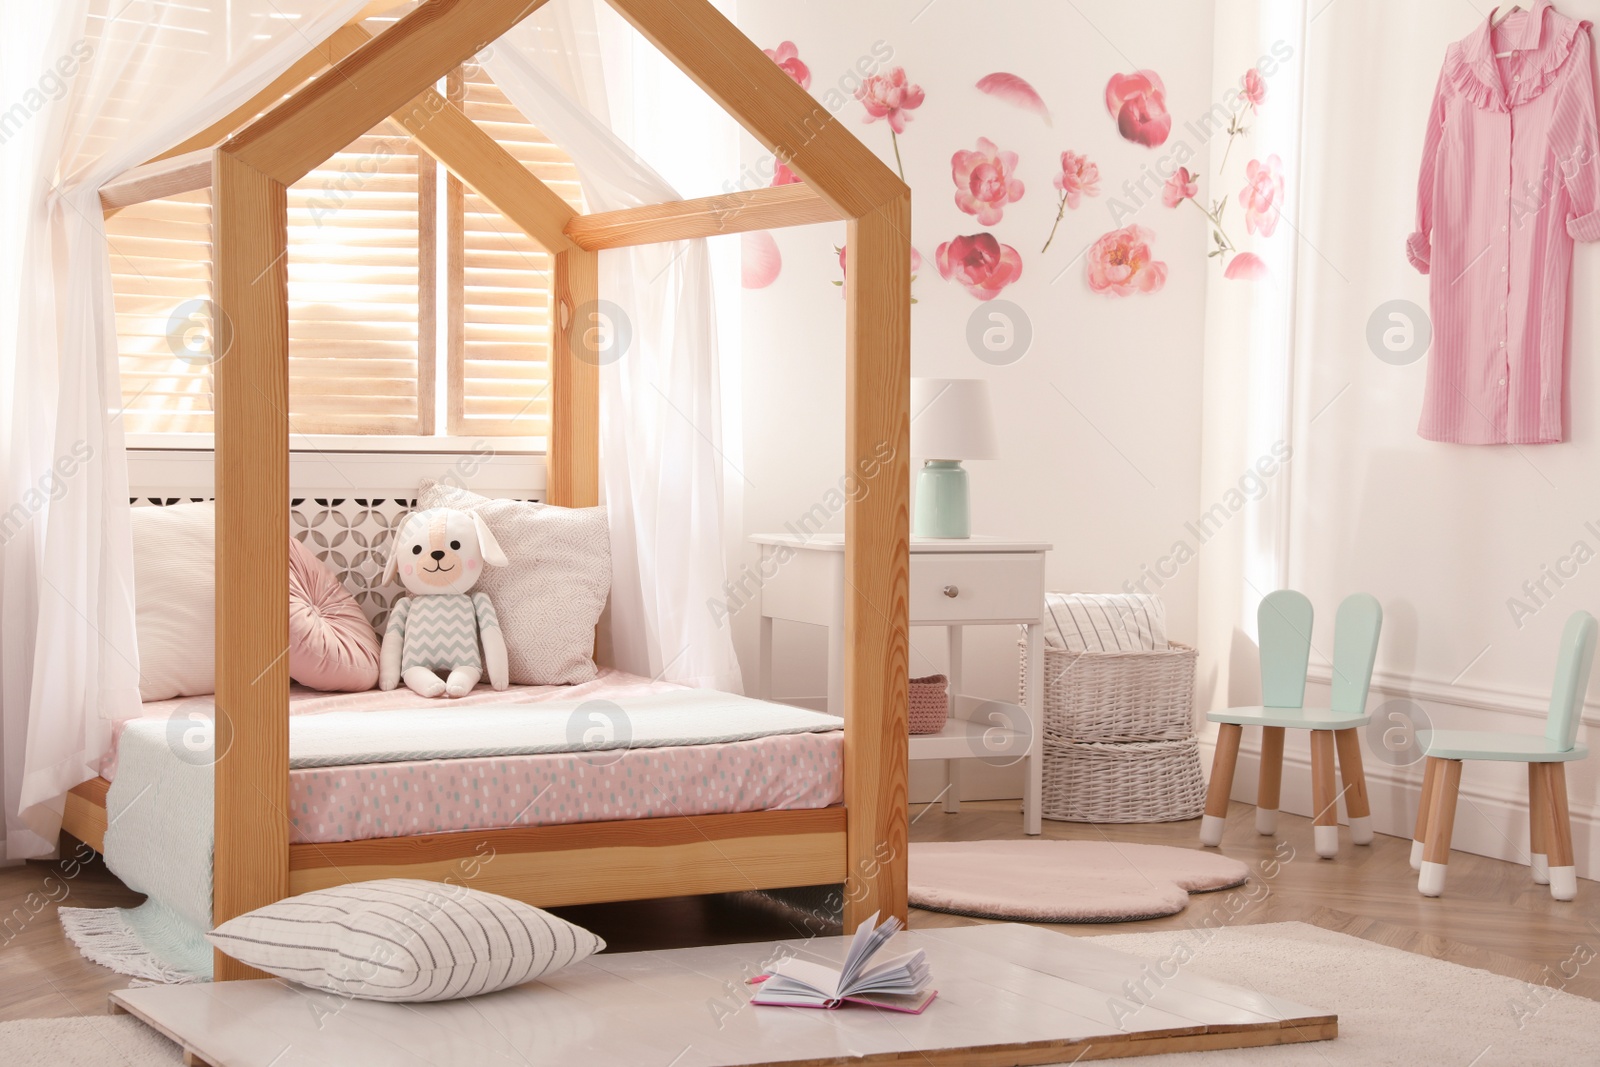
[398, 595, 484, 674]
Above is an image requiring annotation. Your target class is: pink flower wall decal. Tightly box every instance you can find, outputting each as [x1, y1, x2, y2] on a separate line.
[857, 67, 925, 179]
[1086, 225, 1167, 296]
[1160, 165, 1242, 266]
[1239, 155, 1285, 236]
[1223, 251, 1268, 281]
[1242, 68, 1267, 111]
[974, 72, 1052, 125]
[1105, 71, 1171, 147]
[770, 159, 801, 187]
[1053, 150, 1100, 209]
[743, 230, 782, 289]
[1219, 69, 1266, 170]
[951, 138, 1025, 225]
[858, 67, 925, 134]
[1162, 166, 1198, 208]
[1042, 150, 1099, 253]
[837, 245, 921, 301]
[936, 234, 1022, 301]
[763, 42, 812, 89]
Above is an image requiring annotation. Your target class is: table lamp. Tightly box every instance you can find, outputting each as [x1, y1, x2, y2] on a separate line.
[910, 378, 999, 539]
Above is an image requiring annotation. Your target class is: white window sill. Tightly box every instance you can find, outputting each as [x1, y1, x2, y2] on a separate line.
[124, 433, 546, 456]
[125, 442, 548, 500]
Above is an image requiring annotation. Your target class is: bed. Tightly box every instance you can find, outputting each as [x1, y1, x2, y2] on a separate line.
[72, 0, 911, 982]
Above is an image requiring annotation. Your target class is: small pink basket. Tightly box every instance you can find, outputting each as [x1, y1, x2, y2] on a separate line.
[908, 674, 949, 735]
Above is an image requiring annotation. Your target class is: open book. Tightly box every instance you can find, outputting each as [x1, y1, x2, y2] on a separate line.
[750, 911, 936, 1014]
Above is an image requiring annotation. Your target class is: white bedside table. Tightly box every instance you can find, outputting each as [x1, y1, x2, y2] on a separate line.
[750, 533, 1052, 834]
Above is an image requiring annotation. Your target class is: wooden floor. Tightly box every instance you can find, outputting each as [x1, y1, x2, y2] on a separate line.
[3, 799, 1597, 1024]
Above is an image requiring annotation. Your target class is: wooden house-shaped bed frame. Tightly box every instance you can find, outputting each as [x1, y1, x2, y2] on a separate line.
[70, 0, 911, 981]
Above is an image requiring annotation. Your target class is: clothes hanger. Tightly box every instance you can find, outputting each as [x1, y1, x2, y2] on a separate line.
[1493, 4, 1523, 59]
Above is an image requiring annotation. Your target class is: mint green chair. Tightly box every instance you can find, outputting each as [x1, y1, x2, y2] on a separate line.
[1414, 610, 1596, 901]
[1201, 591, 1383, 859]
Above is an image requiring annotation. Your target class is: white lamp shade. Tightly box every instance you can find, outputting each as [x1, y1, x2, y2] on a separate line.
[910, 378, 999, 460]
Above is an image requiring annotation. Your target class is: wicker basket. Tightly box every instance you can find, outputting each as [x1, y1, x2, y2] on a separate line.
[908, 674, 948, 735]
[1041, 738, 1206, 822]
[1019, 641, 1197, 743]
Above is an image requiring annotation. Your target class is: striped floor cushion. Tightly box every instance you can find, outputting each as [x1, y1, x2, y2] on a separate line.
[207, 879, 603, 1002]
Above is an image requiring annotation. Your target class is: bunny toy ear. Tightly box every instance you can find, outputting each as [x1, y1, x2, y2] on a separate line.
[472, 511, 507, 567]
[383, 512, 416, 585]
[381, 541, 404, 586]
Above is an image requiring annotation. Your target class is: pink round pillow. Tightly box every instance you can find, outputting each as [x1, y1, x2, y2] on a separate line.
[289, 536, 380, 692]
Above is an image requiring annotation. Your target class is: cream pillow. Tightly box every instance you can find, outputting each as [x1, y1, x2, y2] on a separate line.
[415, 480, 610, 685]
[131, 501, 216, 702]
[207, 879, 604, 1002]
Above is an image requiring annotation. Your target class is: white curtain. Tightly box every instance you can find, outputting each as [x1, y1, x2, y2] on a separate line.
[1194, 0, 1309, 713]
[0, 0, 366, 860]
[482, 1, 744, 692]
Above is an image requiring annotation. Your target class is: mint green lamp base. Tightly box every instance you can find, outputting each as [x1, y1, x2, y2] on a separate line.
[914, 460, 971, 538]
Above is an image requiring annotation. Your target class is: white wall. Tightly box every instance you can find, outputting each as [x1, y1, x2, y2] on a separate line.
[1214, 0, 1600, 877]
[729, 0, 1217, 800]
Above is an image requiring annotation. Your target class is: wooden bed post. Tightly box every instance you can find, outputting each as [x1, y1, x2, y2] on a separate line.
[842, 197, 912, 929]
[548, 247, 601, 508]
[602, 0, 913, 931]
[211, 149, 291, 981]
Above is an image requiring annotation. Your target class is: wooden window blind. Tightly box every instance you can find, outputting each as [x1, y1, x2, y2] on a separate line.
[110, 65, 578, 445]
[286, 126, 435, 435]
[448, 65, 585, 439]
[108, 124, 435, 436]
[108, 187, 215, 435]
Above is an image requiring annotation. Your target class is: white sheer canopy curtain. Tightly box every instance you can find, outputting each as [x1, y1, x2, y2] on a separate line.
[482, 1, 744, 692]
[1195, 0, 1308, 712]
[0, 0, 366, 860]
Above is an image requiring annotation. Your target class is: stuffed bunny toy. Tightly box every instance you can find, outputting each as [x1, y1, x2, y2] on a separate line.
[380, 507, 510, 698]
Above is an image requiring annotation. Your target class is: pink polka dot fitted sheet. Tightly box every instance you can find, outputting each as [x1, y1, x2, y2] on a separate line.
[106, 669, 844, 845]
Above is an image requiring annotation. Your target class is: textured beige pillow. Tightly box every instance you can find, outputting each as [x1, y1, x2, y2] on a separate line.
[415, 480, 609, 685]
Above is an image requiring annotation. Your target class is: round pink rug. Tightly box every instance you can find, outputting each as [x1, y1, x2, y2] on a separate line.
[909, 841, 1250, 923]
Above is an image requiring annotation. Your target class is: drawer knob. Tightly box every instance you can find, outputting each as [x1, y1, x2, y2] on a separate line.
[942, 585, 960, 598]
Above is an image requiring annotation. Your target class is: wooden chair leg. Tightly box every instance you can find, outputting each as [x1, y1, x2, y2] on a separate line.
[1256, 726, 1285, 835]
[1529, 762, 1550, 885]
[1201, 723, 1243, 847]
[1544, 762, 1577, 901]
[1418, 757, 1462, 897]
[1310, 730, 1339, 858]
[1334, 728, 1373, 845]
[1411, 755, 1439, 871]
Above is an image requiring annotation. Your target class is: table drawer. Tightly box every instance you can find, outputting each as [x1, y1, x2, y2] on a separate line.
[909, 553, 1044, 623]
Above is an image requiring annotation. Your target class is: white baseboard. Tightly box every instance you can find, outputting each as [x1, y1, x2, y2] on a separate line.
[1199, 732, 1599, 880]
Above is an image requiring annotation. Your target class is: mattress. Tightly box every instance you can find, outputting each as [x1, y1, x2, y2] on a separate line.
[104, 670, 844, 845]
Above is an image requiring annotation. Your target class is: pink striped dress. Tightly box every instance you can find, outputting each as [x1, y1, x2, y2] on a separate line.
[1408, 2, 1600, 444]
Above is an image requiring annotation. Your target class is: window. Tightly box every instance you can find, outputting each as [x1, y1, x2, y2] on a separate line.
[448, 65, 584, 439]
[107, 67, 581, 450]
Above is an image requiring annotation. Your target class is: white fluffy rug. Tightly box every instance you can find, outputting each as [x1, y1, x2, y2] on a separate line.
[0, 1016, 182, 1066]
[1080, 921, 1600, 1064]
[5, 922, 1597, 1065]
[910, 840, 1251, 921]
